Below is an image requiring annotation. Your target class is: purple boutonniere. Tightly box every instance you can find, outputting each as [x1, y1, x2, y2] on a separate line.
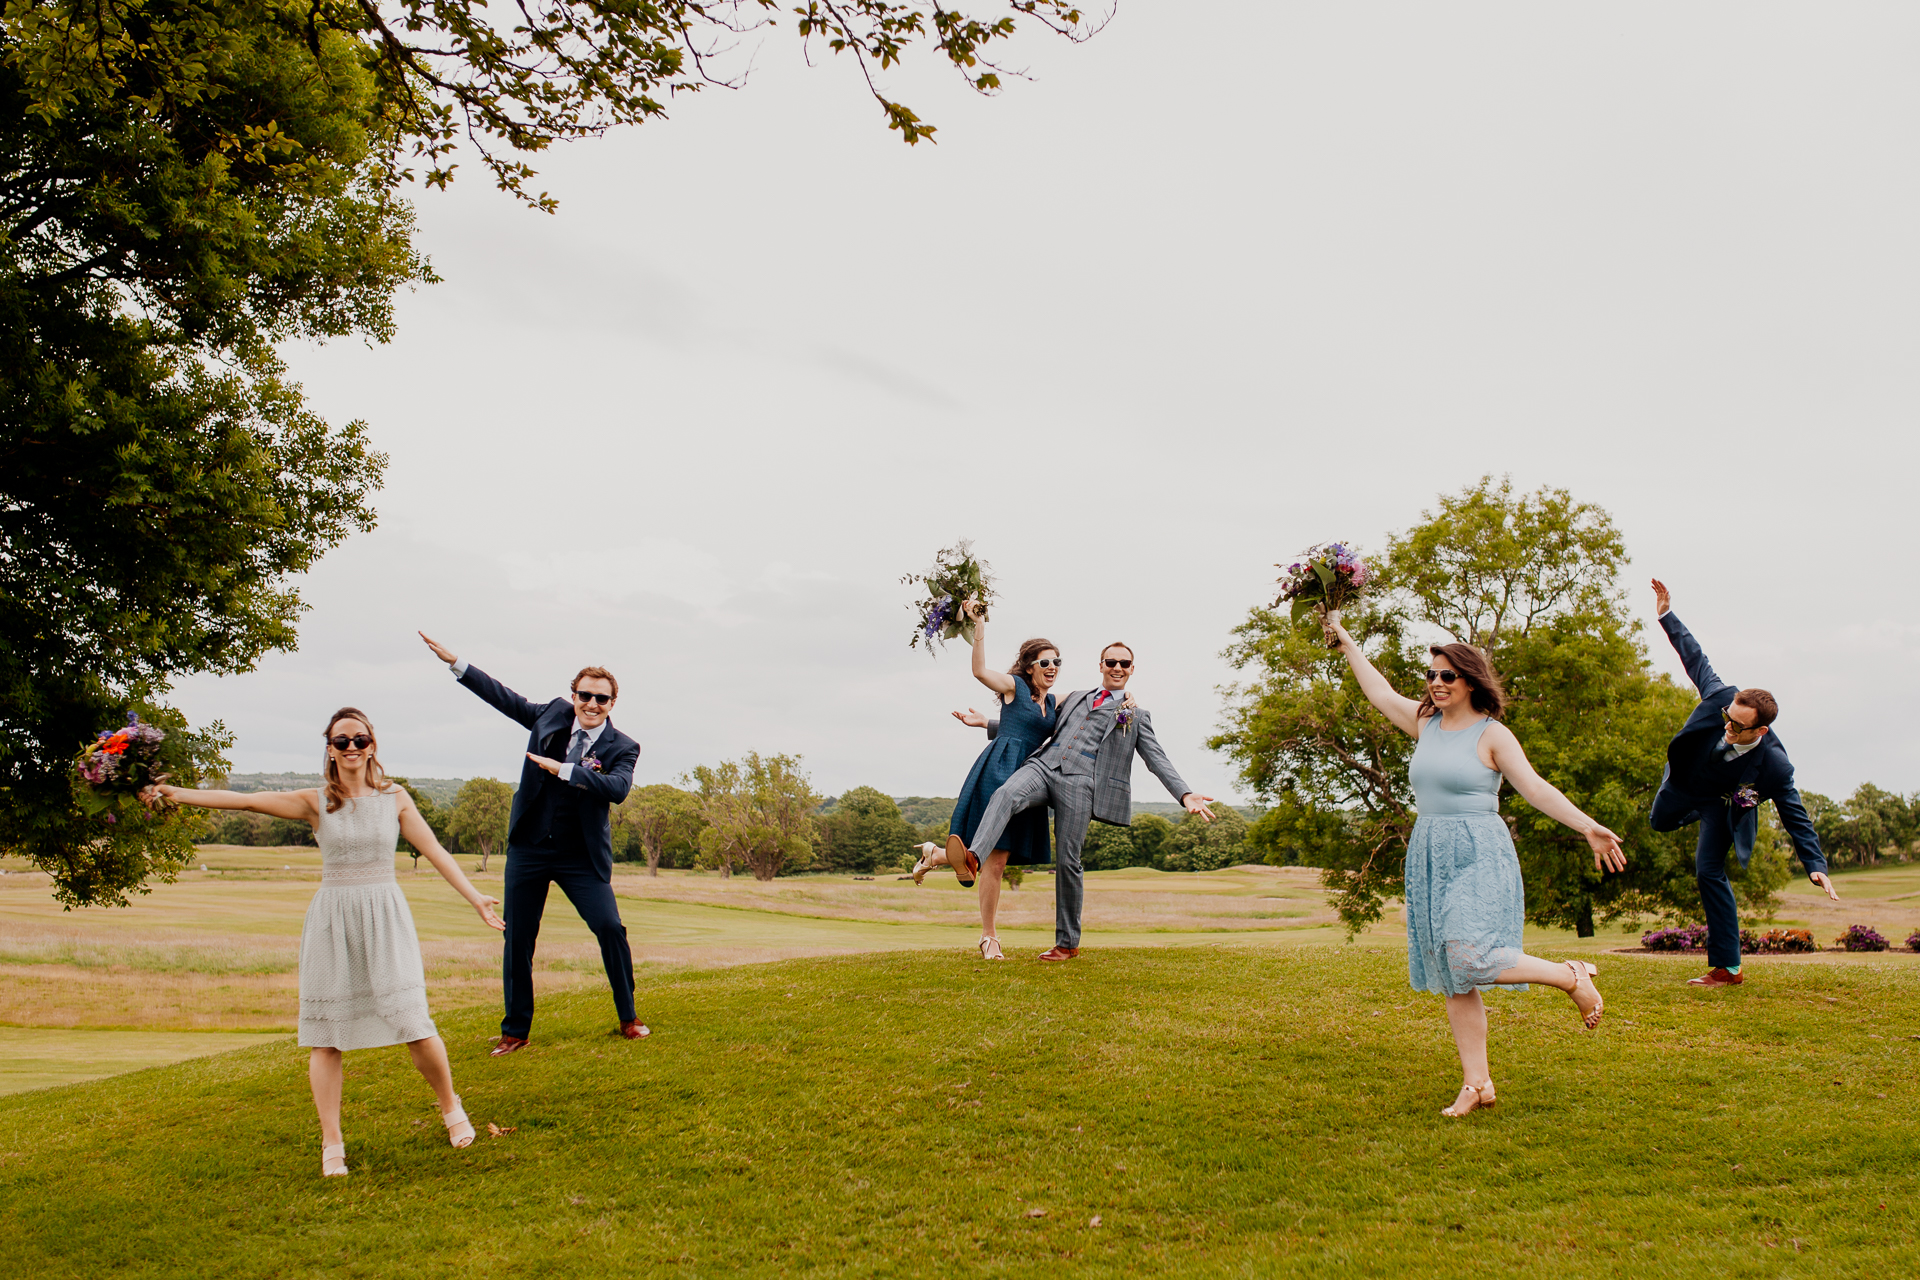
[1114, 707, 1134, 734]
[584, 756, 603, 773]
[1731, 785, 1759, 809]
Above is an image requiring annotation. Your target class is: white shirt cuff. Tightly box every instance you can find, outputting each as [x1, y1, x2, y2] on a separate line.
[450, 657, 469, 677]
[556, 762, 573, 782]
[1656, 608, 1670, 619]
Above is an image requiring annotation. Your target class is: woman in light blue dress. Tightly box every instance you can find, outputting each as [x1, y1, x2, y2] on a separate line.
[1331, 618, 1626, 1117]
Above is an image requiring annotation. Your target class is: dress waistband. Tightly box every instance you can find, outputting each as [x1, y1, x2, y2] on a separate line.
[320, 864, 398, 886]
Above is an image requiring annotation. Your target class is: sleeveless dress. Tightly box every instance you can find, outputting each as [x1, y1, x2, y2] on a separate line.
[298, 790, 438, 1049]
[948, 674, 1055, 865]
[1404, 716, 1528, 996]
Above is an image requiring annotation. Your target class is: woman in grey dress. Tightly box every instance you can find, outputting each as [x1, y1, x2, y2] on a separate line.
[152, 707, 504, 1175]
[1330, 619, 1626, 1117]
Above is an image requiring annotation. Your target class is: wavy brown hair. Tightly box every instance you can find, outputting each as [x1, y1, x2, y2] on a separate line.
[1007, 637, 1060, 691]
[1415, 644, 1507, 721]
[322, 706, 392, 813]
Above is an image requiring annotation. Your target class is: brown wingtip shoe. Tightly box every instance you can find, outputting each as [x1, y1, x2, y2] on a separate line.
[619, 1019, 650, 1040]
[490, 1035, 530, 1056]
[1037, 946, 1080, 962]
[1686, 967, 1744, 987]
[945, 834, 979, 885]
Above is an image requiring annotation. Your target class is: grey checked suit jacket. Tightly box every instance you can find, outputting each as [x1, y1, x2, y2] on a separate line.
[990, 689, 1191, 826]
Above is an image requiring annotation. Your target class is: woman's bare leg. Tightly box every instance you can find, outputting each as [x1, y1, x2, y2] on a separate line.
[1492, 954, 1579, 989]
[406, 1035, 458, 1115]
[1443, 992, 1490, 1086]
[978, 850, 1011, 937]
[309, 1048, 344, 1146]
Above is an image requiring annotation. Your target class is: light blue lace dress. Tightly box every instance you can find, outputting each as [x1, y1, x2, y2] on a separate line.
[1404, 716, 1528, 996]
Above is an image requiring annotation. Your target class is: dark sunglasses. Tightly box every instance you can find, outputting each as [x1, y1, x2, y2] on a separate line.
[1424, 669, 1460, 685]
[573, 691, 613, 706]
[1720, 708, 1760, 734]
[1034, 658, 1062, 669]
[1103, 658, 1133, 669]
[329, 734, 372, 750]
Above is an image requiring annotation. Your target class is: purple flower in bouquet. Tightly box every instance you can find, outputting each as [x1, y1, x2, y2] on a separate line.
[904, 542, 995, 654]
[1273, 542, 1371, 648]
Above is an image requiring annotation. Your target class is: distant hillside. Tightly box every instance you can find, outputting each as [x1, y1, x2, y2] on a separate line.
[222, 773, 470, 808]
[892, 796, 956, 828]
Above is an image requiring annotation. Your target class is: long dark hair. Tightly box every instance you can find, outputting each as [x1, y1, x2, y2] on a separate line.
[322, 706, 392, 813]
[1007, 637, 1060, 692]
[1415, 644, 1507, 721]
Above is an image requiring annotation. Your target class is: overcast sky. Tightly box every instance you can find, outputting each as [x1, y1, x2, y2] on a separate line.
[175, 2, 1919, 806]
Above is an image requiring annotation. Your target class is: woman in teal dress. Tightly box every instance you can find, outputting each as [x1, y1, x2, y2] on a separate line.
[911, 599, 1062, 960]
[1330, 615, 1626, 1116]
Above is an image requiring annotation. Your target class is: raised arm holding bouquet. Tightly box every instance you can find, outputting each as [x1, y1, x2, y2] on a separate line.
[1275, 542, 1370, 649]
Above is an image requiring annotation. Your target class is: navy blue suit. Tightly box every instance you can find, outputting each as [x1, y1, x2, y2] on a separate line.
[459, 664, 640, 1038]
[1651, 613, 1826, 969]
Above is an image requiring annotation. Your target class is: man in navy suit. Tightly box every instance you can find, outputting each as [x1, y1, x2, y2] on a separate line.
[1648, 581, 1839, 988]
[420, 632, 647, 1054]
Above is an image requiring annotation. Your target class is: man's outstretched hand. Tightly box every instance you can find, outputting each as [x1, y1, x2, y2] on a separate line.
[1810, 871, 1840, 902]
[419, 631, 459, 667]
[1182, 793, 1216, 823]
[1650, 578, 1671, 616]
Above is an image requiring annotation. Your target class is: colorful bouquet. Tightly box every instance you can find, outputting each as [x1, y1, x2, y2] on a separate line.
[1274, 542, 1370, 648]
[74, 713, 177, 821]
[902, 540, 996, 654]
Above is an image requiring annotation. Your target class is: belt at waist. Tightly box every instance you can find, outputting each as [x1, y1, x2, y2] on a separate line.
[320, 864, 398, 886]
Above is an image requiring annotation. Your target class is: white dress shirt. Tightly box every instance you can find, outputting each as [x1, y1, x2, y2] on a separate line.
[451, 657, 604, 781]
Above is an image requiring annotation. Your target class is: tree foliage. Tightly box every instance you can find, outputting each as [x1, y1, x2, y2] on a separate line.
[1160, 805, 1249, 873]
[616, 783, 706, 875]
[1213, 477, 1702, 937]
[686, 753, 820, 880]
[1806, 784, 1918, 869]
[448, 776, 512, 870]
[815, 786, 917, 874]
[1080, 811, 1172, 871]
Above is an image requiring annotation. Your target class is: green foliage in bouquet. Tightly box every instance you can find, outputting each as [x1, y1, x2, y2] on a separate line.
[902, 540, 996, 654]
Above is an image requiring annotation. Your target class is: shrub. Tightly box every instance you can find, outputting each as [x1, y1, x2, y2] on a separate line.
[1836, 925, 1889, 952]
[1641, 924, 1710, 951]
[1908, 930, 1920, 954]
[1748, 928, 1818, 954]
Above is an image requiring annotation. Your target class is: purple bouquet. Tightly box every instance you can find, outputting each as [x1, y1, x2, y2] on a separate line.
[902, 540, 996, 655]
[1274, 542, 1370, 648]
[74, 713, 175, 817]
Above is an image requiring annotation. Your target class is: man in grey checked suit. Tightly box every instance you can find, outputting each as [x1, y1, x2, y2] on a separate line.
[953, 640, 1215, 961]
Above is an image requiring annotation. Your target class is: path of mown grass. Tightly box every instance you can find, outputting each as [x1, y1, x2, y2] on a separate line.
[2, 946, 1915, 1278]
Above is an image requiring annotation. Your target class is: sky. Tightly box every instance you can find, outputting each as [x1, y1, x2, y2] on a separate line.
[174, 2, 1920, 806]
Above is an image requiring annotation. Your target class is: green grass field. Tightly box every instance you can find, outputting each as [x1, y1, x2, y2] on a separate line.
[2, 945, 1916, 1277]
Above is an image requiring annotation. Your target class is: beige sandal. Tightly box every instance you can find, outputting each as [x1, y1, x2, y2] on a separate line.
[1565, 961, 1604, 1029]
[977, 936, 1005, 961]
[321, 1142, 348, 1177]
[442, 1095, 475, 1149]
[911, 843, 939, 886]
[1440, 1081, 1496, 1117]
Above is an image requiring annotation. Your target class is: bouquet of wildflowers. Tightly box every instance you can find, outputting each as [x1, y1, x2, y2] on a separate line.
[74, 713, 178, 822]
[902, 540, 996, 654]
[1274, 542, 1370, 647]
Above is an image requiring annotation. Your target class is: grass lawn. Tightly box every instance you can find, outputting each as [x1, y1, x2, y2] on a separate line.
[2, 944, 1915, 1277]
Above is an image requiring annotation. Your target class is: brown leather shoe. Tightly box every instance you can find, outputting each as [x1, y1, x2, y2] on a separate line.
[1037, 946, 1080, 962]
[945, 834, 979, 886]
[490, 1035, 530, 1056]
[619, 1019, 650, 1040]
[1687, 967, 1744, 987]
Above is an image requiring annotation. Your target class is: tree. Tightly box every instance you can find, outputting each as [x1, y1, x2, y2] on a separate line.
[616, 783, 705, 876]
[1213, 477, 1702, 937]
[1, 0, 1103, 905]
[1081, 812, 1174, 871]
[391, 777, 448, 871]
[686, 753, 820, 880]
[448, 777, 512, 872]
[1161, 805, 1249, 873]
[815, 787, 919, 874]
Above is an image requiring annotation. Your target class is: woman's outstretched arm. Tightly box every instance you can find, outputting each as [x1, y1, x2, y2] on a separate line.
[963, 599, 1017, 703]
[148, 784, 317, 823]
[1329, 617, 1424, 739]
[1483, 724, 1626, 872]
[396, 793, 505, 931]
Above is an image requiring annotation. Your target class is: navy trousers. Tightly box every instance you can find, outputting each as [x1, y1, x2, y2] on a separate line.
[1650, 784, 1742, 970]
[501, 843, 635, 1038]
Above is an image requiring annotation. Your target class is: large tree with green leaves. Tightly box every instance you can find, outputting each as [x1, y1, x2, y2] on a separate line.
[815, 786, 917, 874]
[615, 783, 706, 876]
[1213, 477, 1702, 937]
[448, 776, 512, 871]
[1, 0, 1103, 904]
[686, 753, 820, 880]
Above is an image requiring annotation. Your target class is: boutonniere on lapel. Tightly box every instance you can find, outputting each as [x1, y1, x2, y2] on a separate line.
[583, 756, 604, 774]
[1729, 784, 1759, 809]
[1114, 694, 1138, 734]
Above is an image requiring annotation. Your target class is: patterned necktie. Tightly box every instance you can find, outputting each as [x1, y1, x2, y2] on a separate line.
[568, 729, 590, 764]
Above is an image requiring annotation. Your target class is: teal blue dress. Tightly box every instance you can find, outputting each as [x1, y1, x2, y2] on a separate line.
[949, 675, 1055, 864]
[1404, 716, 1527, 995]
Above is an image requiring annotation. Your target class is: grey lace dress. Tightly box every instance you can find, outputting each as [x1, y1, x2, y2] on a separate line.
[298, 789, 438, 1049]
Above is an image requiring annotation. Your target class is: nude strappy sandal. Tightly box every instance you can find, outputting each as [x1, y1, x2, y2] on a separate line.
[321, 1142, 348, 1177]
[1440, 1081, 1496, 1117]
[977, 936, 1005, 961]
[911, 843, 938, 886]
[442, 1095, 475, 1149]
[1565, 961, 1604, 1029]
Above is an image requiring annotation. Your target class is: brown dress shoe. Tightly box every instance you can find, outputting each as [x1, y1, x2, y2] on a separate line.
[620, 1019, 650, 1040]
[1687, 967, 1744, 987]
[945, 834, 979, 886]
[1037, 946, 1080, 962]
[490, 1035, 530, 1056]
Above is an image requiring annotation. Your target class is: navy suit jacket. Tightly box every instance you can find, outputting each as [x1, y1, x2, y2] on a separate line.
[1659, 612, 1825, 876]
[459, 664, 639, 882]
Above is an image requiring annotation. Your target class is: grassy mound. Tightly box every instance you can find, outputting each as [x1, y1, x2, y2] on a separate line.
[2, 946, 1915, 1277]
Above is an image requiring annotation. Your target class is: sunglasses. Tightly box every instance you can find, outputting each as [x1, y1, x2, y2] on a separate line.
[1034, 658, 1062, 669]
[1103, 658, 1133, 670]
[573, 691, 614, 706]
[329, 734, 373, 750]
[1720, 708, 1760, 734]
[1424, 669, 1460, 685]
